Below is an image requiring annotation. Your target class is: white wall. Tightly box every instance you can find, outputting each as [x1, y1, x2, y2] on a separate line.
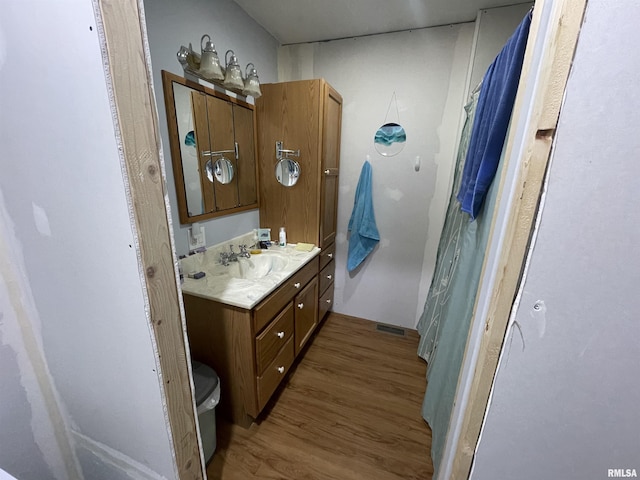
[280, 24, 475, 328]
[471, 1, 640, 477]
[468, 3, 534, 93]
[144, 0, 279, 256]
[0, 1, 177, 479]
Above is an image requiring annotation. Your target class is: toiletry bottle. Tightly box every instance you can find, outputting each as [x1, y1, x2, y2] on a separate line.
[279, 227, 287, 247]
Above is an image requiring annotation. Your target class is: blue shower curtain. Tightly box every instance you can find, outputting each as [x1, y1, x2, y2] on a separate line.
[417, 11, 531, 476]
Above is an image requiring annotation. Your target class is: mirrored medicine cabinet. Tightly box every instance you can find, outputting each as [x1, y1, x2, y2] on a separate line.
[161, 70, 259, 224]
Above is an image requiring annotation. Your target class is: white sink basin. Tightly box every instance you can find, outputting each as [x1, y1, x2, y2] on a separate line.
[227, 253, 289, 280]
[180, 239, 321, 310]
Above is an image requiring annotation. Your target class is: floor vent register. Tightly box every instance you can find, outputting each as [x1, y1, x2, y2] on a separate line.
[375, 323, 406, 336]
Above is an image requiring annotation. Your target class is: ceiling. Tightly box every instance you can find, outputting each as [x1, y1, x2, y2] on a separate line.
[232, 0, 531, 45]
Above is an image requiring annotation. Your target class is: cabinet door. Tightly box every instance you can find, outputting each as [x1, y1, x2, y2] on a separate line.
[206, 95, 239, 211]
[294, 276, 319, 355]
[320, 84, 342, 249]
[233, 103, 258, 207]
[257, 81, 321, 245]
[191, 91, 215, 214]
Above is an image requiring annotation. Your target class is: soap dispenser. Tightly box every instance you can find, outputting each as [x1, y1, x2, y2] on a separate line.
[278, 227, 287, 247]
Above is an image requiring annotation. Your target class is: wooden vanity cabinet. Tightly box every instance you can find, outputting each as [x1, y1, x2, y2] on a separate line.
[183, 257, 319, 427]
[256, 79, 341, 322]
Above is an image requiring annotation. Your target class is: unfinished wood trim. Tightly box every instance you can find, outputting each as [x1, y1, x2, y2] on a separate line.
[95, 1, 203, 478]
[451, 1, 587, 478]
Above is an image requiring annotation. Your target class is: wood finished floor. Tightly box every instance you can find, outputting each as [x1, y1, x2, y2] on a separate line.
[207, 313, 433, 480]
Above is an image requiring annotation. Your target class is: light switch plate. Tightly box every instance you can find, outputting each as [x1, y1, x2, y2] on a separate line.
[188, 225, 206, 252]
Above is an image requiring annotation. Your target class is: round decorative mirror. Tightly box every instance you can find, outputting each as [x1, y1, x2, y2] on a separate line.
[275, 158, 301, 187]
[374, 122, 407, 157]
[206, 157, 234, 184]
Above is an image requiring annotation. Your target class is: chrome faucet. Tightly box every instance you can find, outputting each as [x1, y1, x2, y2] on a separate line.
[219, 244, 250, 266]
[219, 245, 236, 265]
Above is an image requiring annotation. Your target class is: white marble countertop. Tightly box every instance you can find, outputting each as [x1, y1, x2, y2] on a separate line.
[179, 243, 320, 310]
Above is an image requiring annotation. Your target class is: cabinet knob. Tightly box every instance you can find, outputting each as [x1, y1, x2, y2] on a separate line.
[326, 299, 332, 304]
[297, 303, 304, 309]
[326, 274, 332, 280]
[327, 253, 333, 259]
[294, 282, 301, 289]
[277, 331, 285, 339]
[277, 366, 285, 374]
[324, 169, 330, 174]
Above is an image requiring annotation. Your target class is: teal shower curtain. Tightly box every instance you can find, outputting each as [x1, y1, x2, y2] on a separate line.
[416, 88, 506, 475]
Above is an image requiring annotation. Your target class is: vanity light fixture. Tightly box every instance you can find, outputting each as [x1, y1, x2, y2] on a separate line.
[176, 40, 260, 98]
[242, 63, 262, 98]
[223, 50, 244, 90]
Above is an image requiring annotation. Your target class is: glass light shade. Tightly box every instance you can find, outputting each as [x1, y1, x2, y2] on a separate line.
[242, 63, 262, 98]
[199, 51, 223, 80]
[223, 50, 244, 90]
[176, 46, 190, 67]
[198, 35, 224, 80]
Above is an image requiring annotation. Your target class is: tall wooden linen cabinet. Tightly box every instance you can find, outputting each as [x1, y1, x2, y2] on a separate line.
[256, 79, 342, 324]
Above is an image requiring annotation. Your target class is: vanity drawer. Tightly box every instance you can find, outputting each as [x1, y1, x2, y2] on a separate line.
[257, 336, 295, 410]
[254, 256, 319, 333]
[319, 282, 334, 321]
[255, 303, 294, 375]
[319, 259, 335, 295]
[319, 242, 335, 271]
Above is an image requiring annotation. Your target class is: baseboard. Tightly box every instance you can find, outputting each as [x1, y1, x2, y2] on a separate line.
[72, 430, 169, 480]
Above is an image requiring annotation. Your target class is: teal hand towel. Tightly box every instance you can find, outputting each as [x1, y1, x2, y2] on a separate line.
[348, 160, 380, 272]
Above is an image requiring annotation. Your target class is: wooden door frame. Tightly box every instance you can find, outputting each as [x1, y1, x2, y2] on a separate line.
[94, 1, 204, 478]
[448, 0, 587, 478]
